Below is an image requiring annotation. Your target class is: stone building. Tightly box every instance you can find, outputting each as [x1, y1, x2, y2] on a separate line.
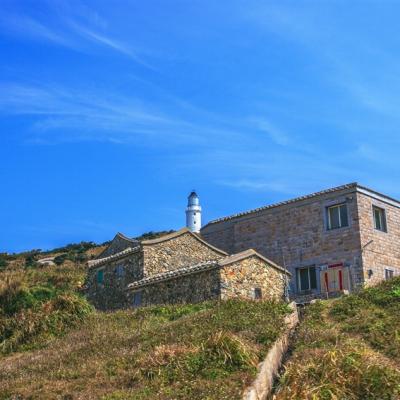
[86, 228, 290, 309]
[201, 183, 400, 299]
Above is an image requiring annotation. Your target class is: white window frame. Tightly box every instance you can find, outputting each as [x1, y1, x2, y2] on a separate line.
[297, 266, 317, 292]
[373, 206, 387, 232]
[385, 268, 394, 280]
[326, 203, 348, 230]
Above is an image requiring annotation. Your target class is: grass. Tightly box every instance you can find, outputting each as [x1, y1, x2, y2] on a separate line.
[0, 263, 93, 355]
[274, 277, 400, 400]
[0, 299, 290, 399]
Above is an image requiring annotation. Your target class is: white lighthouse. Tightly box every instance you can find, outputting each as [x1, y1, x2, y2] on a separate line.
[186, 191, 202, 233]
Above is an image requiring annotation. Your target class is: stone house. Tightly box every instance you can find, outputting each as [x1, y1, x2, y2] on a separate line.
[201, 183, 400, 299]
[86, 228, 290, 309]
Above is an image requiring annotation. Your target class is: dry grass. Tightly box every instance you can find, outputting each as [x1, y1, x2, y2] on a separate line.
[274, 278, 400, 400]
[0, 300, 290, 400]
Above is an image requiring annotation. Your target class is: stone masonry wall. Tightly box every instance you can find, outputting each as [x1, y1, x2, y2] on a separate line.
[128, 268, 221, 307]
[357, 192, 400, 286]
[97, 234, 139, 259]
[86, 250, 143, 310]
[142, 232, 225, 276]
[127, 256, 287, 308]
[202, 187, 364, 292]
[220, 256, 286, 301]
[221, 256, 285, 300]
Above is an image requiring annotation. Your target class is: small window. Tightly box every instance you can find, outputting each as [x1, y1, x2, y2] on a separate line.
[96, 269, 104, 284]
[385, 268, 394, 280]
[373, 206, 387, 232]
[327, 204, 349, 230]
[254, 287, 262, 300]
[297, 266, 317, 292]
[133, 291, 142, 308]
[115, 265, 125, 278]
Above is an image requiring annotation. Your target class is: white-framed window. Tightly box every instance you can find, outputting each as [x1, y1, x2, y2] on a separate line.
[297, 266, 317, 292]
[373, 206, 387, 232]
[385, 268, 394, 280]
[326, 203, 349, 230]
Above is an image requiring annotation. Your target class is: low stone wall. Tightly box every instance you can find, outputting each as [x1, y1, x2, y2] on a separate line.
[242, 302, 298, 400]
[128, 268, 221, 307]
[220, 256, 286, 301]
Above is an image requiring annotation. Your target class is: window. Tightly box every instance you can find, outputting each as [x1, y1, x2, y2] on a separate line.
[133, 291, 142, 307]
[96, 269, 104, 284]
[373, 206, 387, 232]
[115, 265, 125, 278]
[385, 268, 394, 280]
[327, 203, 349, 230]
[297, 266, 317, 292]
[254, 287, 262, 300]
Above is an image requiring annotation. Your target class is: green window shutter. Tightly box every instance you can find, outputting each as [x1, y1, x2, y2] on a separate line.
[97, 270, 104, 284]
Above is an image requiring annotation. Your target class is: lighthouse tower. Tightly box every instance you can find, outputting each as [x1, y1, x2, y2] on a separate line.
[186, 191, 202, 233]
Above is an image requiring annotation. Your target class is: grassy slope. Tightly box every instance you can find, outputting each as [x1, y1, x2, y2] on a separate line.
[274, 277, 400, 400]
[0, 300, 289, 400]
[0, 240, 290, 400]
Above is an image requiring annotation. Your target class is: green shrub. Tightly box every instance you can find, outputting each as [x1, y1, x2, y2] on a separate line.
[54, 254, 68, 266]
[0, 255, 8, 271]
[0, 293, 93, 354]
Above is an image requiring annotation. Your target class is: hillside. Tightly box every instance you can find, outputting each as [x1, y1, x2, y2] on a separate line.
[2, 238, 400, 399]
[0, 236, 289, 399]
[274, 277, 400, 399]
[0, 298, 289, 399]
[0, 231, 174, 355]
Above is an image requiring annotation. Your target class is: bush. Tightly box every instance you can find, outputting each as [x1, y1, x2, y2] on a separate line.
[24, 251, 41, 269]
[0, 255, 8, 271]
[0, 293, 93, 354]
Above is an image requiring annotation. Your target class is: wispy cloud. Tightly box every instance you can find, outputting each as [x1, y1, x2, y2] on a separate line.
[0, 80, 247, 147]
[0, 4, 153, 67]
[0, 14, 72, 46]
[249, 117, 290, 145]
[217, 179, 295, 194]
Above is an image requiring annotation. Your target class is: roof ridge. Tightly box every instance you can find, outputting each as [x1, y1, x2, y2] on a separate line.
[88, 245, 141, 268]
[141, 227, 228, 255]
[116, 232, 140, 243]
[141, 227, 190, 244]
[220, 249, 291, 275]
[127, 260, 219, 290]
[202, 182, 359, 227]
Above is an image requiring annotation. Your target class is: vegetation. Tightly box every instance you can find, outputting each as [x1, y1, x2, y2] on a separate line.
[7, 233, 400, 399]
[0, 254, 8, 271]
[0, 236, 289, 399]
[274, 277, 400, 400]
[0, 263, 92, 355]
[135, 230, 175, 241]
[0, 299, 289, 399]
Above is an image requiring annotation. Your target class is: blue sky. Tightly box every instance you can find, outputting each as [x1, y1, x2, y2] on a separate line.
[1, 0, 400, 252]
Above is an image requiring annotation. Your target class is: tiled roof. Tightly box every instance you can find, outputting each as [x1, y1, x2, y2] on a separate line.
[88, 246, 140, 268]
[203, 183, 359, 227]
[88, 227, 228, 269]
[203, 183, 400, 228]
[127, 248, 291, 290]
[127, 260, 219, 289]
[141, 227, 228, 255]
[219, 249, 291, 275]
